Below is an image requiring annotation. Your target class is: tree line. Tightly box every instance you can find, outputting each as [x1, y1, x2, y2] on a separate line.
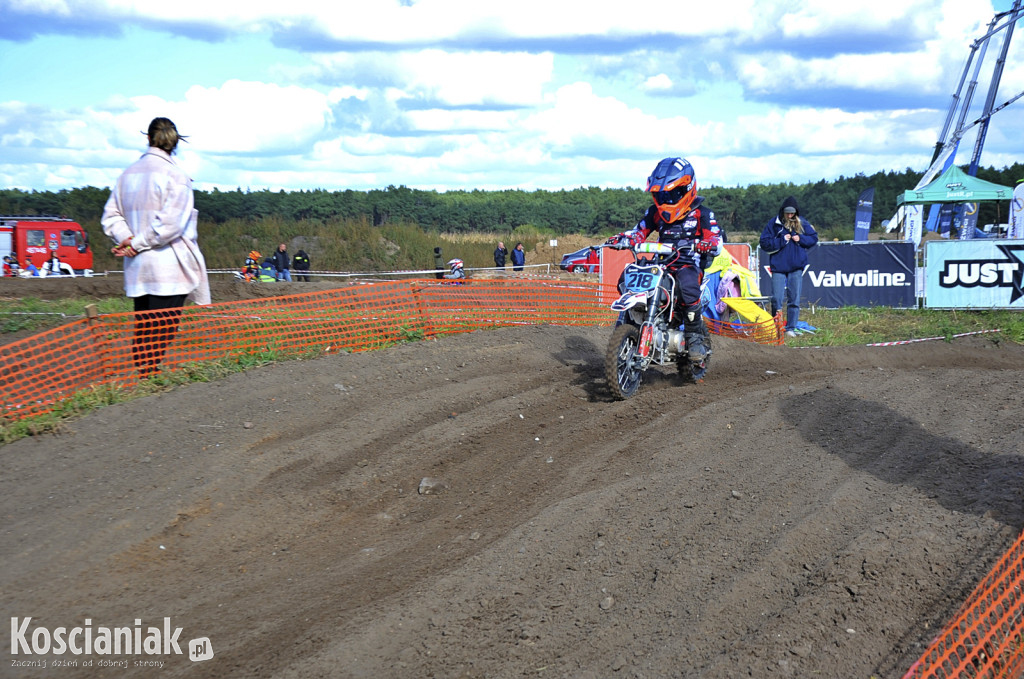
[2, 163, 1021, 240]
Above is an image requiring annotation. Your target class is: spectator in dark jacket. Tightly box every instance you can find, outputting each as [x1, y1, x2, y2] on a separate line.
[759, 196, 818, 337]
[292, 249, 311, 282]
[493, 241, 507, 269]
[510, 242, 525, 272]
[273, 243, 292, 281]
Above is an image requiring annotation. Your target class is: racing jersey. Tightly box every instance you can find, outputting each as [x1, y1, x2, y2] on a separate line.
[619, 198, 722, 269]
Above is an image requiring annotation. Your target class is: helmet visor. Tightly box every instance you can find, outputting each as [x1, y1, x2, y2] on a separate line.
[652, 185, 690, 206]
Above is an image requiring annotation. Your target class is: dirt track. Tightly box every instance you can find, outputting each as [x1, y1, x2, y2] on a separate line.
[2, 277, 1024, 678]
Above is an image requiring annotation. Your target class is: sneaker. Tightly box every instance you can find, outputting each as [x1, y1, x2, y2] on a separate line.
[785, 330, 799, 338]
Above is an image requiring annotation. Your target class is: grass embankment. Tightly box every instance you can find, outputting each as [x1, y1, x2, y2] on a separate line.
[85, 217, 556, 273]
[0, 297, 132, 334]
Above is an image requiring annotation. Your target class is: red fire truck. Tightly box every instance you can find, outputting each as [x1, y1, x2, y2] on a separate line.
[0, 216, 93, 275]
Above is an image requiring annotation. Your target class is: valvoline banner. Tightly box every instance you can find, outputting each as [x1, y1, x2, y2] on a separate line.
[924, 239, 1024, 308]
[758, 241, 916, 308]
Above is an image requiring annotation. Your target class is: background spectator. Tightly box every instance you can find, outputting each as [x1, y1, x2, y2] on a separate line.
[511, 242, 525, 272]
[493, 241, 507, 269]
[45, 253, 63, 277]
[273, 243, 292, 281]
[293, 249, 311, 281]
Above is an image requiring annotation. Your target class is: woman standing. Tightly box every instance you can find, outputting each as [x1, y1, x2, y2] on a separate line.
[101, 117, 210, 376]
[759, 196, 818, 337]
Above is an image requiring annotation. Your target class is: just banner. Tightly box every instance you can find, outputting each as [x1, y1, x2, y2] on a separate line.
[924, 239, 1024, 308]
[758, 241, 916, 308]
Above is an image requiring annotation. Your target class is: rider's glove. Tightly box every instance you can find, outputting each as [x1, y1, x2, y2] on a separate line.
[695, 237, 719, 255]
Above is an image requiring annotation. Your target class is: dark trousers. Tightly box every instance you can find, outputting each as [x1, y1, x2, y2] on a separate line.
[132, 294, 187, 376]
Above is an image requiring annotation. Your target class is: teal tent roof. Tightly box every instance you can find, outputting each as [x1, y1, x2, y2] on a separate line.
[897, 165, 1013, 205]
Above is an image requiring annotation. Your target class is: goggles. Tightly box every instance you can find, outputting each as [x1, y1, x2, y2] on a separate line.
[652, 184, 690, 205]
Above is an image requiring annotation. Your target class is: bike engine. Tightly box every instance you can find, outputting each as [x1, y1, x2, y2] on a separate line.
[653, 326, 685, 360]
[666, 328, 686, 356]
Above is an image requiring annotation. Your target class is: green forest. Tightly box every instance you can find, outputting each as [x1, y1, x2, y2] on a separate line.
[2, 163, 1021, 272]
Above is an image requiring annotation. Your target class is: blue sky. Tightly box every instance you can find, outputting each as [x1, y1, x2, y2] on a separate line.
[1, 0, 1021, 194]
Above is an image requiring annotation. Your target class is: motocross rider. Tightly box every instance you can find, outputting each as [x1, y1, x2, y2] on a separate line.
[443, 258, 466, 280]
[606, 157, 722, 362]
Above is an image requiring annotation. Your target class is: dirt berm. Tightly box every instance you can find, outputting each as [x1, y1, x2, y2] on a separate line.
[2, 275, 1023, 678]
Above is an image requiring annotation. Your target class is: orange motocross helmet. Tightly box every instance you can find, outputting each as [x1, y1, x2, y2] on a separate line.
[646, 157, 697, 223]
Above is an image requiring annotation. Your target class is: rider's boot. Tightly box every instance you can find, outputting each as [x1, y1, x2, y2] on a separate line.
[683, 309, 707, 363]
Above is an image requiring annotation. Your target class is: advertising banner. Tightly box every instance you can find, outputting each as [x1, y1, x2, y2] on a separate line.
[960, 202, 980, 239]
[924, 239, 1024, 308]
[759, 241, 916, 309]
[1011, 181, 1024, 239]
[904, 204, 923, 247]
[853, 187, 875, 242]
[938, 204, 955, 236]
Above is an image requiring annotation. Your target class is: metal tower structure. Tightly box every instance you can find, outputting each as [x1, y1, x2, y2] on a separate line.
[922, 0, 1021, 186]
[888, 1, 1023, 237]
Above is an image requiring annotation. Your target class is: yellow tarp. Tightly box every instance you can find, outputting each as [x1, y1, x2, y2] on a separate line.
[722, 297, 773, 324]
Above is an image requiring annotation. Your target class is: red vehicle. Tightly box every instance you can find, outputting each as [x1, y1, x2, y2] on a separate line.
[559, 246, 601, 274]
[0, 216, 93, 274]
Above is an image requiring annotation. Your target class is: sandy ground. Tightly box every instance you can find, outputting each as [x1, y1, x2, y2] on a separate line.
[2, 276, 1024, 678]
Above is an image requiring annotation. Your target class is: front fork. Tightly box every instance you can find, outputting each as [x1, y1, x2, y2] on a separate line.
[638, 323, 654, 358]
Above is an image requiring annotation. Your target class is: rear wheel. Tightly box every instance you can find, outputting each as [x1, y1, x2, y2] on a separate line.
[605, 324, 643, 399]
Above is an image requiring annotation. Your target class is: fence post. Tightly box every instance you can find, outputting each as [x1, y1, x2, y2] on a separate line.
[408, 281, 437, 339]
[85, 304, 117, 381]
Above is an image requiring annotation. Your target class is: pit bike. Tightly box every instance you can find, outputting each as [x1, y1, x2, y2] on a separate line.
[602, 242, 712, 399]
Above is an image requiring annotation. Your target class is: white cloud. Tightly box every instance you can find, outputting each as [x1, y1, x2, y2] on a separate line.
[642, 74, 673, 93]
[404, 109, 518, 133]
[10, 0, 756, 43]
[525, 82, 708, 156]
[137, 80, 333, 155]
[1, 0, 1018, 195]
[307, 50, 553, 109]
[735, 0, 996, 97]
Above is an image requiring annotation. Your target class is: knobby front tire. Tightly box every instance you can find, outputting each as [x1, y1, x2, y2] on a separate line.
[605, 324, 643, 400]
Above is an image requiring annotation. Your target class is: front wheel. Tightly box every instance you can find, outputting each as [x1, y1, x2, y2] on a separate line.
[572, 265, 585, 273]
[605, 324, 644, 399]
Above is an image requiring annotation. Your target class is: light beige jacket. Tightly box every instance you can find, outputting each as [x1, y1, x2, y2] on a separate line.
[101, 147, 210, 304]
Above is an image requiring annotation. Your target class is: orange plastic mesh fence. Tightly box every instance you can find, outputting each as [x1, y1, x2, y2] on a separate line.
[903, 528, 1024, 679]
[1, 278, 781, 423]
[706, 313, 784, 346]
